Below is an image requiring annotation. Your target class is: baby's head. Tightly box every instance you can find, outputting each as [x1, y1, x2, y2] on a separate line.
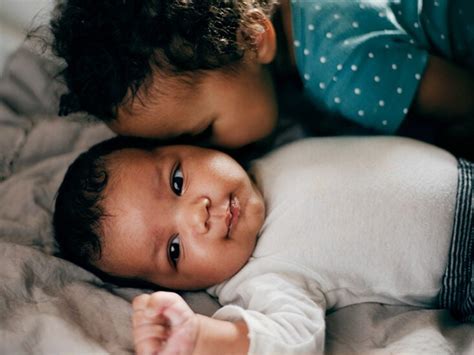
[53, 137, 265, 290]
[51, 0, 280, 147]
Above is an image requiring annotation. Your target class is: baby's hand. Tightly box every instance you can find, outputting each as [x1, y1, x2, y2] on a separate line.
[132, 291, 199, 355]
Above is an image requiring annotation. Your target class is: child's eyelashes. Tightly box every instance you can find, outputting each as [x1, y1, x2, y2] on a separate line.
[171, 163, 184, 195]
[168, 235, 180, 267]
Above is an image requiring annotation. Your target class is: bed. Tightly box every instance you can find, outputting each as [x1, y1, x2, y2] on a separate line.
[0, 40, 473, 353]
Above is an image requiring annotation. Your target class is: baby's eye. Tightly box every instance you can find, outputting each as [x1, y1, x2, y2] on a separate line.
[171, 164, 184, 195]
[168, 235, 180, 267]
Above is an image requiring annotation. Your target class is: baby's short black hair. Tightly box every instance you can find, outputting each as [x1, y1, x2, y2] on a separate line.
[51, 0, 278, 120]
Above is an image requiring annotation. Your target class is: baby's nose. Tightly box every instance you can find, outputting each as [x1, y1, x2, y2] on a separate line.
[187, 197, 210, 235]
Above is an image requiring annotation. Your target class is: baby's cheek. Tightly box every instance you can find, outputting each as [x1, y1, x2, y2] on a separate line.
[218, 244, 251, 279]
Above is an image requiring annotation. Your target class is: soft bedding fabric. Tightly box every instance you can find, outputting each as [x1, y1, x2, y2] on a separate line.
[0, 44, 473, 354]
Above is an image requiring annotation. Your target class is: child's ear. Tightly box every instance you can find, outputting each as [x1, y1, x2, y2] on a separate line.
[255, 16, 277, 64]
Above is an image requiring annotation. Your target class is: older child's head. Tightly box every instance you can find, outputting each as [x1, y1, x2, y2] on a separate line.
[51, 0, 280, 147]
[53, 137, 265, 290]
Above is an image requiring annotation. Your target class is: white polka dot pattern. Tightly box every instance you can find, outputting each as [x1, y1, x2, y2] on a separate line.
[289, 0, 444, 133]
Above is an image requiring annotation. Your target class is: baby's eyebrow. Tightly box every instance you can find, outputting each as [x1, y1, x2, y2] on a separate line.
[151, 233, 160, 262]
[150, 225, 167, 268]
[149, 163, 170, 268]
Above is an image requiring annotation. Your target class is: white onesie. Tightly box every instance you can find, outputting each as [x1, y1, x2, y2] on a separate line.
[207, 137, 458, 354]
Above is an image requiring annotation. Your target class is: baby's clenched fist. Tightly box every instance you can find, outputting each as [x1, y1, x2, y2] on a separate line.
[132, 292, 199, 355]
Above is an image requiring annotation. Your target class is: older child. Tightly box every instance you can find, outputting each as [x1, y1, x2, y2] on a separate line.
[53, 136, 473, 354]
[51, 1, 474, 154]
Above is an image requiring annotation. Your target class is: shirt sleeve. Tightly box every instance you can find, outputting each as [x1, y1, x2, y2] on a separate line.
[291, 1, 429, 133]
[210, 273, 327, 355]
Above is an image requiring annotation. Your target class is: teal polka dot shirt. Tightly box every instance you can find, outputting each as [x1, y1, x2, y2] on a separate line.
[290, 0, 473, 133]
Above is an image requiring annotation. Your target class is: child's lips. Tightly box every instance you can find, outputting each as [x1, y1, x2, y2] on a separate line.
[225, 195, 240, 238]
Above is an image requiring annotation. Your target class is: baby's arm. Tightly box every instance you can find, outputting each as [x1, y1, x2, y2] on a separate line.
[414, 55, 474, 122]
[132, 292, 249, 355]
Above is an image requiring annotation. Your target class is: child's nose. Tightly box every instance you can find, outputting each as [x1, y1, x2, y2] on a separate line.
[184, 197, 210, 235]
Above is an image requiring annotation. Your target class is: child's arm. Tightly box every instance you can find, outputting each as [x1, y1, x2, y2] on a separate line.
[414, 55, 474, 122]
[132, 292, 249, 355]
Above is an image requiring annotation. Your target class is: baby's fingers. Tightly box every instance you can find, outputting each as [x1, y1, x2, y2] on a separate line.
[135, 335, 164, 355]
[133, 293, 152, 312]
[134, 307, 168, 326]
[133, 322, 170, 344]
[132, 292, 198, 355]
[146, 292, 194, 327]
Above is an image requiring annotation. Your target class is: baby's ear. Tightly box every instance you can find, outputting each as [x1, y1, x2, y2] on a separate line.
[243, 10, 277, 64]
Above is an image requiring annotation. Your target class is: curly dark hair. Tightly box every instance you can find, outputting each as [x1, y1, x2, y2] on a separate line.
[51, 0, 278, 120]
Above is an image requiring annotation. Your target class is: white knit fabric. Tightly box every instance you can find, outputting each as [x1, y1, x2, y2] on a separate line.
[208, 137, 458, 354]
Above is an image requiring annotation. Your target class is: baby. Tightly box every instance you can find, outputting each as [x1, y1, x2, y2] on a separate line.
[50, 1, 474, 156]
[53, 136, 473, 354]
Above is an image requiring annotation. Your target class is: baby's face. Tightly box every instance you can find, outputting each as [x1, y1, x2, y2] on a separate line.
[96, 145, 265, 290]
[109, 58, 278, 148]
